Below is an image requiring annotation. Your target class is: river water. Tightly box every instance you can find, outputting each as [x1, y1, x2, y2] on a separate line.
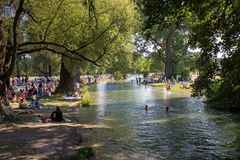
[78, 82, 240, 160]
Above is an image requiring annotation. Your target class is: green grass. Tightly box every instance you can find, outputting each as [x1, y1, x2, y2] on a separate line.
[10, 93, 79, 123]
[171, 84, 192, 94]
[150, 83, 192, 94]
[150, 83, 167, 87]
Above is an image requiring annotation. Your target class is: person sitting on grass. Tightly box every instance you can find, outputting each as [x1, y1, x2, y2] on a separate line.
[30, 95, 49, 110]
[44, 88, 51, 97]
[12, 93, 18, 103]
[18, 99, 35, 110]
[51, 107, 64, 122]
[19, 89, 26, 100]
[166, 85, 171, 92]
[19, 99, 27, 109]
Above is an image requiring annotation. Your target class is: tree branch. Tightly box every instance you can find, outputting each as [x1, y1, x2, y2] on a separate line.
[18, 45, 101, 67]
[43, 0, 65, 41]
[73, 20, 116, 51]
[151, 40, 166, 63]
[94, 26, 123, 62]
[17, 47, 46, 55]
[45, 47, 101, 67]
[23, 8, 48, 23]
[149, 36, 166, 51]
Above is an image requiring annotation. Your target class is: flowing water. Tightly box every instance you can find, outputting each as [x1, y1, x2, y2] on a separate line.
[78, 82, 240, 160]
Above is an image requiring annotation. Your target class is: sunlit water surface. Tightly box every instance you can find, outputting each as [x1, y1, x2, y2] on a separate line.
[77, 82, 240, 160]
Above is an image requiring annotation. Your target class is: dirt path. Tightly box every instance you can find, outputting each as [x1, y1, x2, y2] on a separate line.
[0, 122, 83, 160]
[0, 101, 99, 160]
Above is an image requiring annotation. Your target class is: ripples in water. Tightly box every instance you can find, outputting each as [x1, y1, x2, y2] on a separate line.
[80, 82, 240, 159]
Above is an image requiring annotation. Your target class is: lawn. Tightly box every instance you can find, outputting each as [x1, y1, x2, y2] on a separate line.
[10, 94, 80, 123]
[150, 82, 192, 94]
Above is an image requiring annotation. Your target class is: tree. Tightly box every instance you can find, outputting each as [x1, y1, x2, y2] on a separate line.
[23, 0, 139, 91]
[0, 0, 139, 119]
[189, 0, 240, 110]
[138, 0, 192, 79]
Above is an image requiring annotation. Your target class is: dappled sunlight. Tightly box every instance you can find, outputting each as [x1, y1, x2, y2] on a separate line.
[143, 118, 170, 124]
[91, 142, 104, 148]
[31, 138, 61, 149]
[79, 83, 240, 159]
[0, 120, 110, 159]
[13, 122, 111, 129]
[103, 117, 117, 122]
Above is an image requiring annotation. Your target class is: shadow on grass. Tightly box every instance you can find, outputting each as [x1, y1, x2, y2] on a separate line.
[0, 121, 108, 160]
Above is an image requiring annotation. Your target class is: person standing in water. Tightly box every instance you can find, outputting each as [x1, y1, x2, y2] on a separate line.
[145, 104, 148, 112]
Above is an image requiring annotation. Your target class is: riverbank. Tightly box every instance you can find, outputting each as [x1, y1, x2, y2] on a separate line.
[0, 96, 99, 159]
[150, 82, 192, 94]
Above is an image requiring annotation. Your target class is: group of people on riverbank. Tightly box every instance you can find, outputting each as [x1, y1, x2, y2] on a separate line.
[4, 77, 66, 121]
[9, 77, 58, 103]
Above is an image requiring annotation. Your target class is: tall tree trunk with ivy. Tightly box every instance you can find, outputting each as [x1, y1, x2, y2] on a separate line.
[164, 25, 176, 79]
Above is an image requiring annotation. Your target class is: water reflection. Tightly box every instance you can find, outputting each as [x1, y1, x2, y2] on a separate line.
[79, 82, 240, 159]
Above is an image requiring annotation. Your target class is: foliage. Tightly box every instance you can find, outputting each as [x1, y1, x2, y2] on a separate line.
[189, 0, 240, 110]
[136, 0, 194, 79]
[78, 147, 95, 159]
[33, 0, 137, 68]
[80, 87, 92, 107]
[112, 71, 127, 80]
[65, 147, 95, 160]
[132, 53, 152, 75]
[175, 53, 199, 79]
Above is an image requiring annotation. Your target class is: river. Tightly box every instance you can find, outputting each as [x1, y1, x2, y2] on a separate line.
[78, 82, 240, 160]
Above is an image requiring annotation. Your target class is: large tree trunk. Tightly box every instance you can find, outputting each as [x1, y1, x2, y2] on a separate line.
[58, 56, 74, 93]
[0, 9, 13, 121]
[165, 25, 176, 79]
[0, 1, 25, 121]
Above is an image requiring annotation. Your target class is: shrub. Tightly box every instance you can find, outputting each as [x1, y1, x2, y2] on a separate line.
[64, 147, 95, 160]
[79, 87, 92, 107]
[112, 71, 127, 80]
[78, 147, 95, 158]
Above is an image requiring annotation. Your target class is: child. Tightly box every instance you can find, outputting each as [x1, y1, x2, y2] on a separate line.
[19, 99, 26, 109]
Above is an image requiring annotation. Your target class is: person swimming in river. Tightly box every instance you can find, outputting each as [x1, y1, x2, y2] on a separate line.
[166, 105, 169, 112]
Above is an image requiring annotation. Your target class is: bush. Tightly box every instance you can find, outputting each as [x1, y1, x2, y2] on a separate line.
[112, 71, 127, 80]
[79, 87, 92, 107]
[64, 147, 95, 160]
[78, 147, 95, 158]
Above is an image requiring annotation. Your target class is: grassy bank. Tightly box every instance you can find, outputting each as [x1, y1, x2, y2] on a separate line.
[3, 93, 97, 159]
[10, 94, 80, 123]
[150, 83, 192, 94]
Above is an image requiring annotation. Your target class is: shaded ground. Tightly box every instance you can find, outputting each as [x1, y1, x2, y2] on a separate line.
[0, 99, 107, 160]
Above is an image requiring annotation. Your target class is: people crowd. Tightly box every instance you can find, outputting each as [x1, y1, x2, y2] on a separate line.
[9, 77, 58, 104]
